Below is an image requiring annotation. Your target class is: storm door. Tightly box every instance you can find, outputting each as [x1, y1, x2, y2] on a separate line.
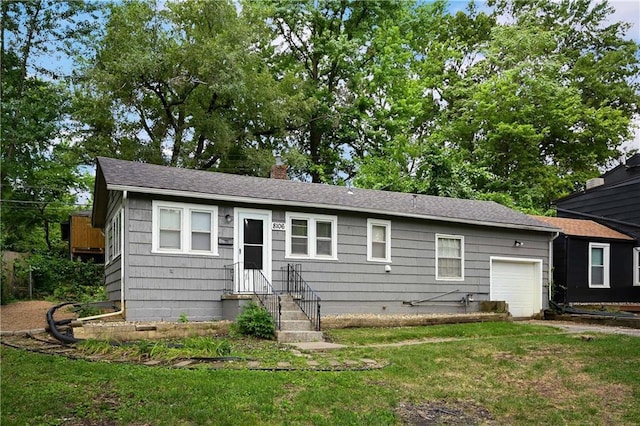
[235, 210, 272, 293]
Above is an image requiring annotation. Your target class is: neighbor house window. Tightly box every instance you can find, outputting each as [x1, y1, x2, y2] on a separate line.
[106, 209, 122, 263]
[367, 219, 391, 262]
[634, 248, 640, 286]
[436, 234, 464, 280]
[152, 201, 218, 255]
[285, 213, 338, 260]
[588, 243, 610, 288]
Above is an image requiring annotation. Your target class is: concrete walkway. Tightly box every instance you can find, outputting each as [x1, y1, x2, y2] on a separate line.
[524, 320, 640, 337]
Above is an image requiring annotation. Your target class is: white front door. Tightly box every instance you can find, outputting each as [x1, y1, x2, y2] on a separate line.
[234, 209, 272, 293]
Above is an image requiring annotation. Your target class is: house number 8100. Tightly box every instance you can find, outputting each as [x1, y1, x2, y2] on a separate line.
[271, 222, 286, 231]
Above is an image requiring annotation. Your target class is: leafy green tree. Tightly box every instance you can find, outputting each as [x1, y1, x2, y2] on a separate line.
[353, 1, 496, 198]
[1, 0, 97, 251]
[74, 0, 300, 175]
[350, 0, 638, 212]
[447, 0, 640, 209]
[249, 0, 409, 183]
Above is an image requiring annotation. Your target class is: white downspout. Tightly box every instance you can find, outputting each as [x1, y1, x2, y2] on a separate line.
[77, 190, 127, 322]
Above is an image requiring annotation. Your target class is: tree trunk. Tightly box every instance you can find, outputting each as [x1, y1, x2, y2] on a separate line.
[44, 220, 51, 252]
[309, 119, 323, 183]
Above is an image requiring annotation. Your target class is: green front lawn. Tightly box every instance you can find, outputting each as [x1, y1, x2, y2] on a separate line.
[2, 322, 639, 425]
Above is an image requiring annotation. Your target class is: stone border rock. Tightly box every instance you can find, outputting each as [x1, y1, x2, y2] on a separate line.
[321, 312, 509, 329]
[73, 320, 232, 341]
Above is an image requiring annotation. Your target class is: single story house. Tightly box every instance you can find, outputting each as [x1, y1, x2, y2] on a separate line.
[92, 157, 559, 322]
[533, 216, 639, 303]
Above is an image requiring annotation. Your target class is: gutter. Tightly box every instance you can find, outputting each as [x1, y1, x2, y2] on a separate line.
[107, 184, 559, 234]
[77, 190, 127, 322]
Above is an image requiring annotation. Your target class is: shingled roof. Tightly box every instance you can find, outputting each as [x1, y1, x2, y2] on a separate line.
[532, 215, 634, 240]
[93, 157, 558, 233]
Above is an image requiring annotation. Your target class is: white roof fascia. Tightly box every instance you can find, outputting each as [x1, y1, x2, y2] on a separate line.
[108, 184, 559, 234]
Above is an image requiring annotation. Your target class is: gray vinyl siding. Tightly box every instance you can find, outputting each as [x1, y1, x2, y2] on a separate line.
[123, 197, 231, 321]
[117, 196, 552, 321]
[105, 191, 122, 303]
[271, 211, 551, 315]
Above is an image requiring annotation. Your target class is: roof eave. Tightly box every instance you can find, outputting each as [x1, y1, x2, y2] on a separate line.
[92, 160, 108, 228]
[108, 184, 560, 234]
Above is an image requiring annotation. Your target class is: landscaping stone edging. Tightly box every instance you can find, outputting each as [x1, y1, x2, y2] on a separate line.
[73, 320, 232, 341]
[321, 313, 510, 329]
[543, 312, 640, 329]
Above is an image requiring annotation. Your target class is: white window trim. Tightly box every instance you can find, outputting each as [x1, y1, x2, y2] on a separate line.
[152, 201, 219, 256]
[588, 242, 610, 288]
[105, 209, 122, 264]
[634, 247, 640, 287]
[285, 212, 338, 260]
[367, 219, 391, 263]
[435, 234, 465, 281]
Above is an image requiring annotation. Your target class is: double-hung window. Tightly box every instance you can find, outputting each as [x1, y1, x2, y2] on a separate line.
[285, 213, 338, 260]
[106, 209, 122, 263]
[588, 242, 610, 288]
[153, 201, 218, 255]
[367, 219, 391, 263]
[436, 234, 464, 280]
[633, 247, 640, 287]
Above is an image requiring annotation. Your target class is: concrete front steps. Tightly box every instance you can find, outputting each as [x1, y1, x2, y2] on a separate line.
[276, 294, 323, 343]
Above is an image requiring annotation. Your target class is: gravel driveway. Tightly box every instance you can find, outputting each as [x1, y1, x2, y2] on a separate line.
[0, 301, 75, 332]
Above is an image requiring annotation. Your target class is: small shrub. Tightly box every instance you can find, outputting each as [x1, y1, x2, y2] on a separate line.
[14, 253, 104, 301]
[232, 302, 275, 339]
[178, 313, 189, 323]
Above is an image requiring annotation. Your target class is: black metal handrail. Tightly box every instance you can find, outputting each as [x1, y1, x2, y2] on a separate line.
[224, 263, 281, 330]
[224, 263, 235, 294]
[284, 264, 321, 331]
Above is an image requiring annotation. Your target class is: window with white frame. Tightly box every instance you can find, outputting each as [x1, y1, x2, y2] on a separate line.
[436, 234, 464, 280]
[106, 209, 122, 263]
[285, 213, 338, 260]
[152, 201, 218, 255]
[634, 247, 640, 286]
[367, 219, 391, 262]
[588, 242, 610, 288]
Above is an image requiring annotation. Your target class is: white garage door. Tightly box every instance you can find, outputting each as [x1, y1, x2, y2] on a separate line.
[491, 258, 542, 318]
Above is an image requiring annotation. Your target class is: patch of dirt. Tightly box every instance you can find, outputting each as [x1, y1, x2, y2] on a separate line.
[395, 400, 493, 425]
[0, 300, 76, 331]
[494, 346, 632, 424]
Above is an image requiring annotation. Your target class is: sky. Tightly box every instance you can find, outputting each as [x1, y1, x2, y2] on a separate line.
[598, 0, 640, 152]
[581, 0, 640, 153]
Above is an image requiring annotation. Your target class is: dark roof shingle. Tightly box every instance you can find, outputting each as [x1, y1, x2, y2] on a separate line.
[95, 157, 558, 232]
[531, 215, 634, 240]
